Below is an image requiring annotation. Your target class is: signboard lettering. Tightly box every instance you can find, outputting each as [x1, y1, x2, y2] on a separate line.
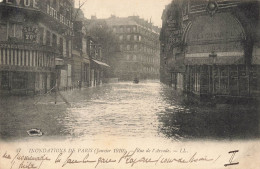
[187, 42, 242, 53]
[47, 5, 73, 29]
[23, 26, 38, 42]
[4, 0, 39, 9]
[191, 31, 241, 41]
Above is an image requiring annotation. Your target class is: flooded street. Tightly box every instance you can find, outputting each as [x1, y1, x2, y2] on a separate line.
[0, 81, 259, 141]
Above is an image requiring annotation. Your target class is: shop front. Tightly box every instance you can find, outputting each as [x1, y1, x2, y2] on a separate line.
[90, 59, 109, 87]
[0, 42, 56, 95]
[183, 12, 258, 98]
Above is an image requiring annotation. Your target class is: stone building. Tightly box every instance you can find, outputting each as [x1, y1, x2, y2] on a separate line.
[71, 12, 91, 88]
[108, 16, 160, 80]
[87, 36, 109, 86]
[160, 0, 259, 99]
[87, 16, 160, 81]
[0, 0, 74, 94]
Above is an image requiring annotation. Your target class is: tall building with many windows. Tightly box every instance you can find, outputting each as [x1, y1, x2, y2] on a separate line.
[88, 16, 160, 81]
[0, 0, 74, 94]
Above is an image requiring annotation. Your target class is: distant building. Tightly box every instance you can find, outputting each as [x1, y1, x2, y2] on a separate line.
[160, 0, 260, 99]
[87, 16, 161, 81]
[0, 0, 74, 94]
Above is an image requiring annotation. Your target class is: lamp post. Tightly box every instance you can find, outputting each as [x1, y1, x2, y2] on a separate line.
[209, 51, 217, 95]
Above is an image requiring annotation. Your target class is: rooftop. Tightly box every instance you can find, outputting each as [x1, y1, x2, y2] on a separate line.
[89, 15, 161, 33]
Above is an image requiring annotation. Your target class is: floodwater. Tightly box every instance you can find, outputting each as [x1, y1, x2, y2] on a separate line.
[0, 81, 259, 141]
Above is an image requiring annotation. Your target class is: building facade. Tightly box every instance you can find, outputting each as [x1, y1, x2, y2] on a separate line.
[108, 16, 160, 80]
[0, 0, 74, 94]
[71, 20, 90, 88]
[160, 0, 260, 99]
[87, 36, 110, 86]
[88, 16, 161, 81]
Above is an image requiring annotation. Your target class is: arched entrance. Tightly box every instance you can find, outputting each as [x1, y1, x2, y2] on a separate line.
[183, 12, 255, 97]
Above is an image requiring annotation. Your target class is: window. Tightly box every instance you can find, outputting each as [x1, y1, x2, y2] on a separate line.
[129, 55, 132, 61]
[139, 36, 142, 41]
[127, 45, 130, 51]
[0, 22, 7, 41]
[59, 37, 63, 54]
[66, 39, 70, 57]
[53, 0, 57, 8]
[113, 27, 116, 33]
[133, 55, 136, 61]
[52, 34, 57, 47]
[15, 24, 22, 39]
[134, 35, 137, 41]
[127, 35, 131, 41]
[119, 35, 123, 41]
[133, 26, 136, 32]
[120, 27, 124, 33]
[83, 64, 88, 82]
[134, 44, 138, 50]
[127, 27, 131, 32]
[46, 31, 51, 46]
[39, 27, 44, 45]
[139, 45, 143, 51]
[9, 23, 15, 38]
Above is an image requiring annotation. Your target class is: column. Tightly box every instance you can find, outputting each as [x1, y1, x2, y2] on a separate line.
[28, 50, 31, 67]
[25, 50, 27, 66]
[30, 50, 33, 67]
[21, 49, 24, 66]
[14, 49, 17, 66]
[7, 49, 9, 65]
[16, 49, 19, 66]
[3, 49, 5, 65]
[34, 51, 37, 67]
[10, 49, 13, 65]
[26, 50, 28, 66]
[0, 48, 2, 65]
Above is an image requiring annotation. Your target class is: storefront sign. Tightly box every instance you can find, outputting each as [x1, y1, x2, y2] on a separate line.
[23, 26, 38, 42]
[167, 20, 177, 28]
[187, 42, 242, 53]
[2, 1, 73, 29]
[168, 28, 182, 45]
[168, 35, 181, 44]
[47, 5, 73, 29]
[4, 0, 39, 9]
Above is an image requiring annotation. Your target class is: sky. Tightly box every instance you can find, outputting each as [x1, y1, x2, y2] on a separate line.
[74, 0, 173, 27]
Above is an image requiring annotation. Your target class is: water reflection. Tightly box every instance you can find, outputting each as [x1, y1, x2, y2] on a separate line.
[0, 81, 259, 141]
[158, 86, 259, 140]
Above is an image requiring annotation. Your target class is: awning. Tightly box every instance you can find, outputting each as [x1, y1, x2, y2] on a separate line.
[92, 59, 110, 67]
